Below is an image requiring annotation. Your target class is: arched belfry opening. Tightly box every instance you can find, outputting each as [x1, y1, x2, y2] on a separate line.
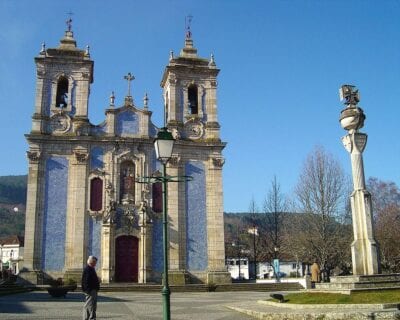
[188, 84, 198, 115]
[56, 76, 69, 108]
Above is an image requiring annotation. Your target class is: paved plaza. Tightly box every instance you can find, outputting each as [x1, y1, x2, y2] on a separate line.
[1, 290, 400, 319]
[0, 290, 261, 320]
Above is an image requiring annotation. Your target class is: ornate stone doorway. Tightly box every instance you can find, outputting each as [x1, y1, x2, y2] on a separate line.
[115, 235, 139, 282]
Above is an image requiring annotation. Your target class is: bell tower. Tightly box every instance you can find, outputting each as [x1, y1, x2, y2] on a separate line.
[32, 19, 93, 135]
[160, 20, 230, 284]
[160, 24, 220, 142]
[22, 20, 94, 284]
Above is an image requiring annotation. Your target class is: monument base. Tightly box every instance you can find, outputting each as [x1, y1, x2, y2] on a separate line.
[315, 274, 400, 294]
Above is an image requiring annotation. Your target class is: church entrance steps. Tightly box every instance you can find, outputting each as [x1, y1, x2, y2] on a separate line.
[97, 282, 303, 293]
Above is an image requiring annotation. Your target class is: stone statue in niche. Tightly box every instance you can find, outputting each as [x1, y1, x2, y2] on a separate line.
[103, 199, 117, 224]
[120, 163, 135, 204]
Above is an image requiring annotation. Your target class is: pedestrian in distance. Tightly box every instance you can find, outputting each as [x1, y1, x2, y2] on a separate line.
[82, 256, 100, 320]
[311, 260, 321, 283]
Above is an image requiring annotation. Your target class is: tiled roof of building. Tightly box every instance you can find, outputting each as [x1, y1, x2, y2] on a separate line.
[0, 235, 24, 246]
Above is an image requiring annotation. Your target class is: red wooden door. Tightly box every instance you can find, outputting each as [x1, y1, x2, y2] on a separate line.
[115, 235, 138, 282]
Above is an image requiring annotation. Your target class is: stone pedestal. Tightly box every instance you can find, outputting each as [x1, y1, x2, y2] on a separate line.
[63, 269, 83, 283]
[168, 270, 190, 285]
[207, 271, 232, 284]
[18, 270, 45, 285]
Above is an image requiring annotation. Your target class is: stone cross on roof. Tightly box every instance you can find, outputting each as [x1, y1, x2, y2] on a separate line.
[124, 72, 135, 97]
[66, 11, 73, 32]
[185, 15, 193, 39]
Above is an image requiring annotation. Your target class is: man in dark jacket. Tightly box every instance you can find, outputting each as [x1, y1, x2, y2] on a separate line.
[82, 256, 100, 320]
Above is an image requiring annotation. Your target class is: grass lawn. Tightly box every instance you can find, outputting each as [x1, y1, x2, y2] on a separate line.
[271, 290, 400, 304]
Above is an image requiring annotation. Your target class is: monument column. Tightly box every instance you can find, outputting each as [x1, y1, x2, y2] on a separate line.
[339, 85, 380, 275]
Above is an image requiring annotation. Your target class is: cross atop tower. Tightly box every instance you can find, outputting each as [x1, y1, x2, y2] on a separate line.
[185, 15, 193, 39]
[66, 11, 73, 32]
[124, 72, 135, 97]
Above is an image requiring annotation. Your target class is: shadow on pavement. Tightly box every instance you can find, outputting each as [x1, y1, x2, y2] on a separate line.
[0, 291, 128, 314]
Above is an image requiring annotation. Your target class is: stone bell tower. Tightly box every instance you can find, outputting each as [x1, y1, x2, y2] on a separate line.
[160, 23, 230, 284]
[22, 20, 94, 283]
[31, 20, 93, 135]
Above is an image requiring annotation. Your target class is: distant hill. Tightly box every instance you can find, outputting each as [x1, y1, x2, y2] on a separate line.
[0, 175, 27, 204]
[0, 175, 27, 237]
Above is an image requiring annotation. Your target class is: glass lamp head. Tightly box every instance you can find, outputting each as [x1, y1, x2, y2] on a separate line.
[154, 127, 174, 164]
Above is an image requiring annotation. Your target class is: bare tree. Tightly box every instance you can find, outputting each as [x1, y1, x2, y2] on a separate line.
[256, 176, 287, 278]
[368, 177, 400, 272]
[295, 146, 352, 280]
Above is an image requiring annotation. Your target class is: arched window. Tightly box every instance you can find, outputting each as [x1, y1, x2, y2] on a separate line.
[56, 77, 69, 108]
[152, 182, 162, 213]
[120, 161, 135, 203]
[90, 177, 103, 211]
[188, 85, 198, 115]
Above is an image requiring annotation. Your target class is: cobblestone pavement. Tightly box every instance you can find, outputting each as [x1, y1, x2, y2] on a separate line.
[0, 290, 265, 319]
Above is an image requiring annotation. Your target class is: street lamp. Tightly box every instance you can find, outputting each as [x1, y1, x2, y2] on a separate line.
[138, 127, 192, 320]
[154, 128, 174, 164]
[154, 127, 174, 320]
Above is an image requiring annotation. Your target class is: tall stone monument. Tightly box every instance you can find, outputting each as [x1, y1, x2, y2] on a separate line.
[339, 84, 380, 275]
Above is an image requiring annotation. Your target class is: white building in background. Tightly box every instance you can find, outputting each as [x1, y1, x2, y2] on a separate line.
[226, 258, 249, 280]
[226, 257, 310, 280]
[257, 260, 309, 279]
[0, 235, 24, 275]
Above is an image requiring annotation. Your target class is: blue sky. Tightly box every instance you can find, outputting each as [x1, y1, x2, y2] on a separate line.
[1, 0, 399, 212]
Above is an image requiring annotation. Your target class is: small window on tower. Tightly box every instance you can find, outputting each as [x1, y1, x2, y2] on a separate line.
[90, 177, 103, 211]
[188, 84, 198, 115]
[56, 77, 69, 108]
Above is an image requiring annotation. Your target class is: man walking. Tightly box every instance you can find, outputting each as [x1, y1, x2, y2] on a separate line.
[82, 256, 100, 320]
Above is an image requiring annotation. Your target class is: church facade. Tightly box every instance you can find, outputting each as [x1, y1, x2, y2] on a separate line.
[21, 24, 230, 285]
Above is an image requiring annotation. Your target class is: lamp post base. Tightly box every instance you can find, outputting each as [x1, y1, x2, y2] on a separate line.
[162, 285, 171, 320]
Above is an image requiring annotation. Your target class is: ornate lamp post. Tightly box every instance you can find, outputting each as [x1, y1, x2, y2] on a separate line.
[339, 85, 380, 275]
[137, 127, 192, 320]
[153, 127, 174, 320]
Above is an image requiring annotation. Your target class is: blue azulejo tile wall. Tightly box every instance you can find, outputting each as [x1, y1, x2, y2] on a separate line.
[88, 217, 102, 267]
[116, 110, 139, 136]
[42, 157, 68, 271]
[185, 161, 208, 271]
[90, 146, 104, 170]
[151, 215, 163, 272]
